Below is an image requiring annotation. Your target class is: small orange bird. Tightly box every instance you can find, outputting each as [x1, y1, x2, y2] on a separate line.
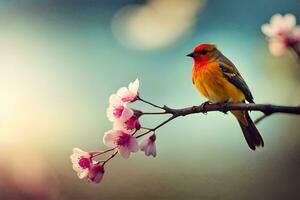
[187, 43, 264, 150]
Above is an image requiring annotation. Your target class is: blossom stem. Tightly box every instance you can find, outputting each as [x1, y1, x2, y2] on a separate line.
[91, 148, 116, 157]
[135, 130, 152, 139]
[136, 115, 177, 138]
[131, 129, 138, 136]
[142, 111, 168, 115]
[103, 151, 118, 165]
[141, 127, 152, 130]
[137, 96, 164, 110]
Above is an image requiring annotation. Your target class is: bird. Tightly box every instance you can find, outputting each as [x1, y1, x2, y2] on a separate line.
[187, 43, 264, 150]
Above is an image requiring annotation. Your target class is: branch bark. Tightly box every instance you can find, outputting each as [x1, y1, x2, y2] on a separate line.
[161, 103, 300, 117]
[136, 97, 300, 139]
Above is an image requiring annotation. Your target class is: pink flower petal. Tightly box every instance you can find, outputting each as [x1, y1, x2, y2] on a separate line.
[72, 163, 82, 171]
[109, 94, 122, 105]
[128, 78, 139, 95]
[269, 39, 286, 56]
[292, 26, 300, 40]
[113, 105, 125, 118]
[140, 138, 148, 151]
[262, 13, 298, 41]
[88, 163, 105, 184]
[120, 106, 134, 122]
[107, 95, 125, 122]
[91, 171, 104, 184]
[270, 14, 285, 28]
[113, 119, 125, 130]
[116, 79, 139, 103]
[139, 135, 157, 157]
[147, 144, 157, 157]
[103, 130, 117, 147]
[78, 169, 89, 179]
[283, 14, 296, 31]
[118, 146, 131, 159]
[70, 148, 92, 175]
[116, 87, 129, 97]
[261, 24, 276, 37]
[128, 137, 139, 152]
[72, 148, 87, 155]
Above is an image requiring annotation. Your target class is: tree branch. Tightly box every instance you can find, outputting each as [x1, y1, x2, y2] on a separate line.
[136, 115, 176, 138]
[137, 96, 165, 110]
[254, 113, 270, 124]
[139, 102, 300, 131]
[161, 103, 300, 117]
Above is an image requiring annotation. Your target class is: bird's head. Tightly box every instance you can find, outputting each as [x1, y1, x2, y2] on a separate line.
[187, 43, 217, 64]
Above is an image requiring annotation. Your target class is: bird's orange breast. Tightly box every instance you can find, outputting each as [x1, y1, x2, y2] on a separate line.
[192, 61, 245, 103]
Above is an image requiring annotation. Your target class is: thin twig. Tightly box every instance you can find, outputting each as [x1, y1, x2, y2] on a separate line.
[141, 127, 152, 130]
[91, 148, 116, 157]
[137, 96, 164, 110]
[142, 111, 168, 115]
[103, 151, 118, 165]
[136, 115, 177, 138]
[254, 113, 270, 124]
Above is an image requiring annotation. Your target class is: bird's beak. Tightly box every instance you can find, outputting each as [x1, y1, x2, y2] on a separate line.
[186, 52, 195, 58]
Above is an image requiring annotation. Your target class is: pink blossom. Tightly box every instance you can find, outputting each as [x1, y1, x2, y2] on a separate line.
[87, 162, 105, 184]
[70, 148, 92, 179]
[70, 148, 105, 184]
[268, 39, 287, 56]
[107, 94, 133, 122]
[114, 111, 142, 131]
[140, 134, 157, 157]
[261, 13, 300, 56]
[103, 129, 139, 159]
[124, 115, 141, 130]
[116, 79, 139, 102]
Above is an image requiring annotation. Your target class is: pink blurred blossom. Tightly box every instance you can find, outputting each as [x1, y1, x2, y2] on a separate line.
[261, 13, 300, 56]
[140, 134, 157, 157]
[116, 78, 139, 102]
[103, 129, 139, 159]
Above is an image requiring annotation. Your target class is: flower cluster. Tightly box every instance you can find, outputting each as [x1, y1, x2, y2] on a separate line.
[70, 148, 105, 183]
[71, 79, 157, 184]
[262, 13, 300, 56]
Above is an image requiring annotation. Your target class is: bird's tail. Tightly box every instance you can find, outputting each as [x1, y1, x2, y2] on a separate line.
[231, 111, 264, 150]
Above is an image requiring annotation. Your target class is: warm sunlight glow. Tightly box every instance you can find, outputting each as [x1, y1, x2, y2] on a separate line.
[112, 0, 205, 50]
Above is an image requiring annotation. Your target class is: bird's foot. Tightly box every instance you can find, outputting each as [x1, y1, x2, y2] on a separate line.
[218, 100, 232, 114]
[199, 101, 210, 114]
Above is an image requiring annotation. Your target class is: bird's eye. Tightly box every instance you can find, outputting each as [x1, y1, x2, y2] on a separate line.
[201, 50, 208, 55]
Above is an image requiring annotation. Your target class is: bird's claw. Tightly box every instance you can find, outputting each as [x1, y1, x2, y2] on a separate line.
[219, 101, 231, 114]
[200, 101, 210, 114]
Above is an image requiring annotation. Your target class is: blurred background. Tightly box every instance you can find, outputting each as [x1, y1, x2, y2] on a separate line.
[0, 0, 300, 199]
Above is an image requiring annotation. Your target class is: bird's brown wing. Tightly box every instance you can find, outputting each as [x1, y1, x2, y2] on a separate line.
[219, 61, 254, 103]
[217, 52, 241, 75]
